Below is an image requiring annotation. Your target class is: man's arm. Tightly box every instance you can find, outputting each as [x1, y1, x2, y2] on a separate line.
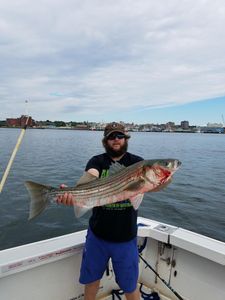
[76, 169, 99, 186]
[86, 168, 99, 178]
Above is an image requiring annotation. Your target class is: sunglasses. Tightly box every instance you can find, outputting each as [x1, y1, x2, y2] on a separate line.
[107, 132, 126, 140]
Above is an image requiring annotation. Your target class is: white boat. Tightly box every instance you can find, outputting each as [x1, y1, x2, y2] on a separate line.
[0, 217, 225, 300]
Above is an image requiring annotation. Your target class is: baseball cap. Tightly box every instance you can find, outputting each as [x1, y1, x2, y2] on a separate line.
[104, 122, 130, 138]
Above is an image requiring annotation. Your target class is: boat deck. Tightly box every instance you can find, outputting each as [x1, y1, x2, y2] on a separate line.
[99, 283, 173, 300]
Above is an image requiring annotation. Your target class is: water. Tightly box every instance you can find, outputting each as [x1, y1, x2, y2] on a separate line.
[0, 128, 225, 251]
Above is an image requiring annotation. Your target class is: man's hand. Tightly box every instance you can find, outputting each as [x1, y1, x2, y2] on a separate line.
[56, 170, 98, 206]
[56, 184, 74, 206]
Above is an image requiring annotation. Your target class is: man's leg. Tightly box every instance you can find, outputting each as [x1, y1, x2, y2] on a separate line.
[84, 280, 101, 300]
[111, 238, 139, 297]
[125, 287, 140, 300]
[79, 229, 109, 299]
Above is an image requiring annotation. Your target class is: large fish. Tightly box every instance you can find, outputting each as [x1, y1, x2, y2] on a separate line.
[25, 158, 181, 220]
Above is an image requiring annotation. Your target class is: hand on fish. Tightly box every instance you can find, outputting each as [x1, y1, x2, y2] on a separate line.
[56, 184, 75, 206]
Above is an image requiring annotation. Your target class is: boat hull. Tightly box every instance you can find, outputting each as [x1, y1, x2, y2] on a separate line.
[0, 217, 225, 300]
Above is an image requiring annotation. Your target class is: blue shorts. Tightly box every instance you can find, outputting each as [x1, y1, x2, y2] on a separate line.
[79, 228, 139, 293]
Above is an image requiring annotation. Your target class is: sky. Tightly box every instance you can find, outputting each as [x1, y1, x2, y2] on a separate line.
[0, 0, 225, 126]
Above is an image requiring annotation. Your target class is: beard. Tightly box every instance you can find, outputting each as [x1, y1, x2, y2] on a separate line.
[103, 139, 128, 158]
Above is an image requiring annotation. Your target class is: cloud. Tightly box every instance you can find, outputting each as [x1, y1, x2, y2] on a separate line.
[0, 0, 225, 121]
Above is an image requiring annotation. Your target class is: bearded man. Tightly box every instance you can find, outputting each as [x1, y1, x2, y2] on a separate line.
[57, 122, 143, 300]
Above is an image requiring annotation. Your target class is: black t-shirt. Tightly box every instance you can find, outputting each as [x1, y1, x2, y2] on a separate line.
[85, 152, 144, 242]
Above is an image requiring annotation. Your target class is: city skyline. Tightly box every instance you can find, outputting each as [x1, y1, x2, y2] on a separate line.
[0, 1, 225, 126]
[3, 113, 224, 129]
[2, 96, 224, 127]
[3, 115, 224, 134]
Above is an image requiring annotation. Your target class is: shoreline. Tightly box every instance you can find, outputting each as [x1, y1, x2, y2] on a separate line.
[0, 126, 224, 134]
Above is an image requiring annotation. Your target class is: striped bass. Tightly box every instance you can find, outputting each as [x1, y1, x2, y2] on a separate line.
[25, 158, 181, 220]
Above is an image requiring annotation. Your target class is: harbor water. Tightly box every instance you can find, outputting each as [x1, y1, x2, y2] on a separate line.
[0, 128, 225, 250]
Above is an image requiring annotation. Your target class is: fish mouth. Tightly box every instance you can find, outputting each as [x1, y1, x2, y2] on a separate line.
[176, 160, 182, 168]
[169, 159, 181, 170]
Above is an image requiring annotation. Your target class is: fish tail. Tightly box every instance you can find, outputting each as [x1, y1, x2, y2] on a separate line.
[25, 181, 51, 220]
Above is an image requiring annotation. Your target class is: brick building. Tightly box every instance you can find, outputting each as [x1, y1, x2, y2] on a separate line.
[6, 115, 35, 127]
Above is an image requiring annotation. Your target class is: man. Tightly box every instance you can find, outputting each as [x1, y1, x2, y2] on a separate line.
[57, 122, 143, 300]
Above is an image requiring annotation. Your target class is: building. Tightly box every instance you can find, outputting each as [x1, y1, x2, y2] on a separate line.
[165, 122, 175, 131]
[207, 123, 223, 127]
[202, 127, 224, 134]
[6, 115, 35, 127]
[181, 121, 189, 130]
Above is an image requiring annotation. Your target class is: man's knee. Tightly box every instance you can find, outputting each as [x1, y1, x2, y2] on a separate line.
[84, 280, 100, 300]
[125, 287, 140, 300]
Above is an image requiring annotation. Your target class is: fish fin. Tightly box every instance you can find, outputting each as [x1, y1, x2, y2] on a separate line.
[129, 194, 144, 210]
[25, 181, 51, 220]
[74, 205, 91, 218]
[75, 172, 97, 187]
[108, 162, 126, 176]
[125, 178, 145, 191]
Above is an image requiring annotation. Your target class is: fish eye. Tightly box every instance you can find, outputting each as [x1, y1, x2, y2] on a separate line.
[167, 161, 172, 168]
[161, 161, 172, 168]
